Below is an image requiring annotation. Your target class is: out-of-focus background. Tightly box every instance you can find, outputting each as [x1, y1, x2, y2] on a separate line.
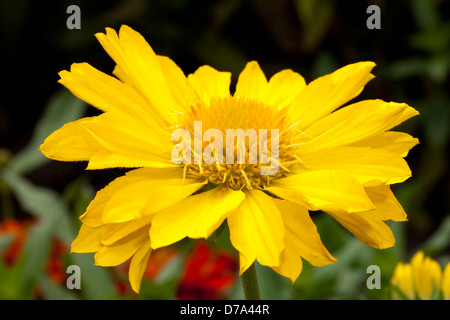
[0, 0, 449, 300]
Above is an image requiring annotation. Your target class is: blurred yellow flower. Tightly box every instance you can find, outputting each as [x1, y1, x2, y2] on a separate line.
[40, 25, 419, 293]
[443, 263, 450, 300]
[391, 262, 414, 299]
[391, 251, 449, 300]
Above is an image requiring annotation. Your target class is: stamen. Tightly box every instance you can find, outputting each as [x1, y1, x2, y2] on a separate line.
[293, 154, 303, 164]
[183, 164, 188, 183]
[240, 169, 252, 190]
[178, 95, 302, 191]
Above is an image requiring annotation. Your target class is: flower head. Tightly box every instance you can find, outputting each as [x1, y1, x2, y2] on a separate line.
[391, 251, 448, 300]
[40, 25, 419, 293]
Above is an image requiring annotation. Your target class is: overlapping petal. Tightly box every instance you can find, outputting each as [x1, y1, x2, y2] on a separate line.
[187, 65, 231, 106]
[298, 146, 412, 186]
[298, 99, 419, 153]
[271, 199, 336, 282]
[80, 167, 206, 226]
[150, 187, 245, 249]
[365, 185, 407, 222]
[40, 118, 103, 162]
[95, 26, 179, 123]
[80, 112, 173, 170]
[71, 215, 153, 293]
[351, 131, 419, 157]
[227, 190, 285, 274]
[289, 61, 376, 130]
[94, 228, 149, 267]
[128, 240, 152, 293]
[267, 170, 375, 213]
[324, 185, 407, 249]
[326, 209, 396, 249]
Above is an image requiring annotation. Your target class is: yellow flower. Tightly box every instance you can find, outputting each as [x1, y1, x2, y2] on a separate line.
[391, 251, 443, 300]
[391, 262, 414, 299]
[442, 262, 450, 300]
[40, 25, 419, 293]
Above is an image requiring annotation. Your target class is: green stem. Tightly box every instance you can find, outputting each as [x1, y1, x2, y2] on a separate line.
[241, 262, 261, 300]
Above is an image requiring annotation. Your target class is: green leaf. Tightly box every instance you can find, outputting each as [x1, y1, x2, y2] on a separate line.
[422, 215, 450, 256]
[154, 254, 183, 285]
[70, 253, 117, 300]
[256, 262, 292, 300]
[293, 0, 334, 52]
[0, 169, 78, 291]
[0, 234, 14, 254]
[9, 89, 87, 175]
[411, 0, 441, 33]
[0, 257, 32, 299]
[38, 275, 80, 300]
[20, 220, 54, 287]
[0, 169, 75, 243]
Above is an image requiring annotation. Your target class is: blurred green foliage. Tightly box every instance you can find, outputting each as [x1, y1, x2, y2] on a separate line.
[0, 0, 449, 299]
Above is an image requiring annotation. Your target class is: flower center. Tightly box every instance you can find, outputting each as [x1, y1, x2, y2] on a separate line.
[177, 96, 304, 190]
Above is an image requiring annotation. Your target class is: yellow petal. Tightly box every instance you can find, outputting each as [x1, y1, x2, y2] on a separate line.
[411, 251, 442, 299]
[289, 62, 376, 129]
[102, 175, 205, 224]
[58, 63, 164, 128]
[234, 61, 268, 101]
[80, 167, 205, 226]
[101, 215, 152, 246]
[187, 65, 231, 106]
[40, 118, 102, 162]
[94, 228, 148, 267]
[71, 223, 102, 253]
[391, 262, 414, 299]
[352, 131, 419, 157]
[365, 185, 407, 222]
[150, 187, 245, 249]
[300, 100, 418, 153]
[79, 112, 173, 169]
[324, 185, 406, 249]
[86, 153, 176, 170]
[129, 239, 152, 293]
[326, 209, 396, 249]
[267, 69, 306, 109]
[271, 199, 336, 282]
[442, 263, 450, 300]
[298, 146, 412, 186]
[112, 65, 132, 86]
[227, 190, 285, 274]
[267, 170, 375, 213]
[95, 26, 178, 122]
[156, 55, 197, 111]
[271, 240, 303, 283]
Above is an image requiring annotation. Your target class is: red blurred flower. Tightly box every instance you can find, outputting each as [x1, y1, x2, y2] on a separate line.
[0, 219, 31, 266]
[0, 219, 68, 284]
[176, 241, 238, 300]
[45, 239, 68, 284]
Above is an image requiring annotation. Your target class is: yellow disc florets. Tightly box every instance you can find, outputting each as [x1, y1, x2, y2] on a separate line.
[173, 96, 308, 190]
